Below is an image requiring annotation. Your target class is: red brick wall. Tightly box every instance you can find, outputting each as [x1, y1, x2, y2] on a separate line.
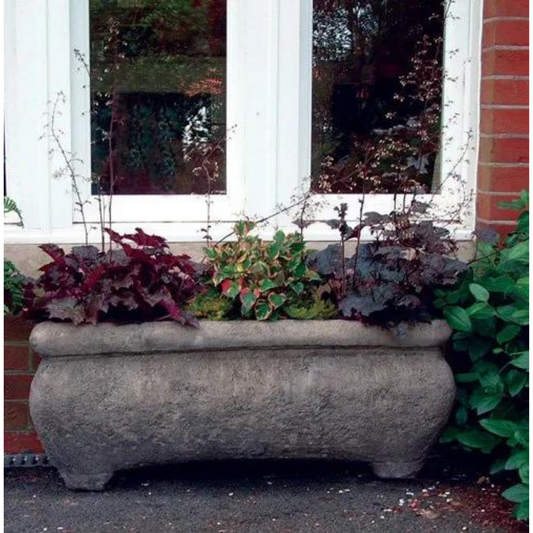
[477, 0, 529, 235]
[4, 316, 43, 453]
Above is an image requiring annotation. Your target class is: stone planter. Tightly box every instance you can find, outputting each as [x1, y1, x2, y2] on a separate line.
[30, 320, 454, 491]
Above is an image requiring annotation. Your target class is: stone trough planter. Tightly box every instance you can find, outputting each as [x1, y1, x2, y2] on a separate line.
[30, 320, 455, 491]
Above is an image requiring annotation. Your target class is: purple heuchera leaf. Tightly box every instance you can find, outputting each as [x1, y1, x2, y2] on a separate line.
[339, 294, 387, 318]
[24, 228, 200, 326]
[315, 203, 468, 328]
[46, 297, 87, 325]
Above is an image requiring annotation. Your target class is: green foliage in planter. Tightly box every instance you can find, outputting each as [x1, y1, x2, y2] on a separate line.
[187, 287, 234, 321]
[285, 293, 338, 320]
[203, 221, 322, 320]
[437, 191, 529, 520]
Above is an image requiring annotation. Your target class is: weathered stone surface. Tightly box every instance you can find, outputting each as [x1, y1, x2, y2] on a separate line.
[29, 320, 455, 491]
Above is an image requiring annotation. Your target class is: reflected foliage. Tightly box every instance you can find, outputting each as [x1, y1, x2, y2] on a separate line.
[90, 0, 226, 195]
[312, 0, 444, 193]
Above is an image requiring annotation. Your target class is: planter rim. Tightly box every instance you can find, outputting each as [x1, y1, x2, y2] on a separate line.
[30, 319, 451, 357]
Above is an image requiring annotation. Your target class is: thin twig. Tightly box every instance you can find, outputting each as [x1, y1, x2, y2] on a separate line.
[49, 93, 90, 245]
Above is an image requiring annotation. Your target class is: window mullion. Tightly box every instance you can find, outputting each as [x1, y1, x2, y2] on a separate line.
[240, 0, 280, 220]
[276, 0, 313, 226]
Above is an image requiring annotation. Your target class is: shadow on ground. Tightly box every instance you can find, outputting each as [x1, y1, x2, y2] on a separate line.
[4, 455, 527, 533]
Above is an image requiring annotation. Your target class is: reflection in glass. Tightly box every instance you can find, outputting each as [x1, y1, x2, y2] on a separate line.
[312, 0, 444, 194]
[89, 0, 227, 195]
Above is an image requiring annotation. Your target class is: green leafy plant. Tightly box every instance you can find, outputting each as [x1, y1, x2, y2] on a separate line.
[203, 221, 322, 320]
[4, 197, 26, 315]
[4, 260, 25, 315]
[4, 197, 23, 225]
[438, 191, 529, 520]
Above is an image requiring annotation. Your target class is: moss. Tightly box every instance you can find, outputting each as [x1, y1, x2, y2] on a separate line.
[285, 294, 337, 320]
[188, 289, 233, 321]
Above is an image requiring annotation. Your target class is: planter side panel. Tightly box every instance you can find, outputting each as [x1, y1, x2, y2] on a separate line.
[30, 345, 455, 489]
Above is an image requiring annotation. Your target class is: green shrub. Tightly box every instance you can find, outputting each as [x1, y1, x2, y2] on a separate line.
[437, 191, 529, 520]
[203, 221, 322, 320]
[4, 260, 24, 315]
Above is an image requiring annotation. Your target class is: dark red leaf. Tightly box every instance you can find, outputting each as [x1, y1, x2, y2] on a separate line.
[24, 230, 199, 326]
[124, 228, 168, 249]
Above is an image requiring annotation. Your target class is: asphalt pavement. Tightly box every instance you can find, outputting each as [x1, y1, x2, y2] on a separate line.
[4, 459, 527, 533]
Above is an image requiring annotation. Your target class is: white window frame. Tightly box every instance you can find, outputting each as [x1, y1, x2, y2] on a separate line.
[275, 0, 482, 241]
[4, 0, 481, 244]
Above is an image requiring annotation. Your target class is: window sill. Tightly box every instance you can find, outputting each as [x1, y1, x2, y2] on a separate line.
[4, 222, 475, 245]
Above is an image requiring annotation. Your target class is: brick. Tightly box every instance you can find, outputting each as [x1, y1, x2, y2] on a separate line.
[484, 0, 529, 18]
[483, 49, 529, 76]
[481, 79, 529, 106]
[4, 374, 33, 400]
[4, 316, 35, 342]
[4, 344, 30, 371]
[480, 108, 529, 135]
[477, 192, 523, 221]
[483, 19, 529, 48]
[31, 351, 42, 371]
[479, 137, 529, 164]
[478, 165, 530, 193]
[4, 431, 44, 454]
[4, 401, 30, 430]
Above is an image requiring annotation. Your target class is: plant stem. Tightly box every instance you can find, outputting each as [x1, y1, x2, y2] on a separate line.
[49, 93, 89, 246]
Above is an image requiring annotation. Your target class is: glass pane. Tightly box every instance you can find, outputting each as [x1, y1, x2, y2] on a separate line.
[312, 0, 444, 194]
[89, 0, 227, 195]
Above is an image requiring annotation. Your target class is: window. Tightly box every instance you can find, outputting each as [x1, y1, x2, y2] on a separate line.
[311, 0, 444, 194]
[276, 0, 481, 240]
[71, 0, 241, 229]
[89, 0, 227, 196]
[4, 0, 481, 243]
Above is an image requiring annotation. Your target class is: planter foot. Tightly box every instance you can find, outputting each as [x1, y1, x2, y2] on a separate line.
[371, 460, 423, 479]
[59, 470, 113, 491]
